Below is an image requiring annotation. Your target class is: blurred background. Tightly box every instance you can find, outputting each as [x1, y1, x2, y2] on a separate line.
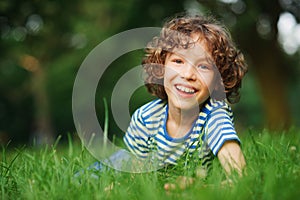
[0, 0, 299, 146]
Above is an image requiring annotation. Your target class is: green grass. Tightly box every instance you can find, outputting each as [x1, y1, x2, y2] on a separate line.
[1, 129, 300, 200]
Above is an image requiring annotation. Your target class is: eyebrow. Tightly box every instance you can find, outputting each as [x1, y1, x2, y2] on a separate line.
[169, 52, 214, 64]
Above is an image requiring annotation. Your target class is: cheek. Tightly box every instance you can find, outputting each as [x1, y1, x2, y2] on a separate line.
[199, 72, 216, 89]
[164, 66, 178, 81]
[163, 69, 177, 94]
[163, 70, 171, 88]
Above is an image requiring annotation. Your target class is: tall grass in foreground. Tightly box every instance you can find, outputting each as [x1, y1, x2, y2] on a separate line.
[1, 129, 300, 200]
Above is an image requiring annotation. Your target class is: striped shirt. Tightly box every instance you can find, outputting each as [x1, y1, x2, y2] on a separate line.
[123, 98, 240, 169]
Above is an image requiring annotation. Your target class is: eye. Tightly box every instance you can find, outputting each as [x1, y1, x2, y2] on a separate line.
[172, 59, 183, 64]
[197, 65, 210, 70]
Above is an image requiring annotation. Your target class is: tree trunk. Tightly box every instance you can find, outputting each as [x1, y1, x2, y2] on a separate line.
[239, 27, 291, 130]
[30, 63, 54, 145]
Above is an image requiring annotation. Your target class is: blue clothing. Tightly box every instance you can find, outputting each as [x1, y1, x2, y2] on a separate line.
[124, 98, 240, 169]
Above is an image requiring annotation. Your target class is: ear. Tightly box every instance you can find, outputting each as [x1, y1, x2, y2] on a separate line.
[149, 63, 165, 79]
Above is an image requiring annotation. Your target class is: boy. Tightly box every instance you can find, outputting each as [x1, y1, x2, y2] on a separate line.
[86, 13, 247, 190]
[124, 13, 247, 180]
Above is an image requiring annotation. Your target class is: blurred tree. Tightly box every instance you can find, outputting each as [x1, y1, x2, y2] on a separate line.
[198, 0, 300, 130]
[0, 0, 81, 144]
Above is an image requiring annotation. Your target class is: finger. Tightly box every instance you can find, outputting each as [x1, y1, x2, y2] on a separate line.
[164, 183, 176, 191]
[177, 176, 194, 189]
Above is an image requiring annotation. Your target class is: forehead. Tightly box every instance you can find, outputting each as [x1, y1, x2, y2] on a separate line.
[170, 34, 212, 61]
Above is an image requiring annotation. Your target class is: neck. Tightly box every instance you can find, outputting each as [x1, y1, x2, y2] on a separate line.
[166, 105, 200, 138]
[169, 106, 199, 124]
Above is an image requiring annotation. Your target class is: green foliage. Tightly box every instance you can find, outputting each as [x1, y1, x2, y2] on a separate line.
[1, 130, 300, 199]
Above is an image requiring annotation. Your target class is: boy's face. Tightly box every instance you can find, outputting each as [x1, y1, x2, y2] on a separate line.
[164, 36, 217, 111]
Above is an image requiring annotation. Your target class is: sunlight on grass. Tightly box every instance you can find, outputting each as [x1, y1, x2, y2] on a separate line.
[1, 129, 300, 199]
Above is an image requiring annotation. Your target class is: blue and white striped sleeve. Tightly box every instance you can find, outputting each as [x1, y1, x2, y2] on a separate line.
[205, 107, 240, 156]
[123, 108, 150, 158]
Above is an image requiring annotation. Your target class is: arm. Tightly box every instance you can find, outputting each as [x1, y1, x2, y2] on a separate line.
[217, 140, 246, 176]
[164, 141, 246, 191]
[123, 109, 150, 158]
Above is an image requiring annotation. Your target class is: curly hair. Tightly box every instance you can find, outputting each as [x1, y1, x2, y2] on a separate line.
[142, 13, 247, 104]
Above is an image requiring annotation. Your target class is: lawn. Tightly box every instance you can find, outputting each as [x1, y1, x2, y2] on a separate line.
[1, 129, 300, 200]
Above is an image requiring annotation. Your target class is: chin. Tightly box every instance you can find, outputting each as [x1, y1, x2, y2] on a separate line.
[173, 101, 201, 112]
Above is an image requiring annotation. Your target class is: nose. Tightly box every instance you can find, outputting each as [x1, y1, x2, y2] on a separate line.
[181, 63, 196, 80]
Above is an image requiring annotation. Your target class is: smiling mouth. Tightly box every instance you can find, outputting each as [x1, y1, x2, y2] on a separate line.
[175, 85, 197, 94]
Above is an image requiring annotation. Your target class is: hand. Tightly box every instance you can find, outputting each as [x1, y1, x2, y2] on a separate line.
[217, 141, 246, 176]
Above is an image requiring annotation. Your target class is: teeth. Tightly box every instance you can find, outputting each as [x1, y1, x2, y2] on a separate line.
[176, 85, 195, 93]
